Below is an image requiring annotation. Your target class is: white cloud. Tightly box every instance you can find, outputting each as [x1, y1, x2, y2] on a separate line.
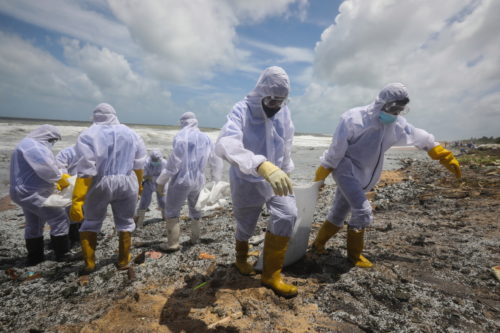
[0, 0, 308, 85]
[242, 38, 314, 64]
[0, 0, 137, 56]
[297, 0, 500, 139]
[107, 0, 307, 83]
[0, 31, 99, 102]
[0, 32, 174, 123]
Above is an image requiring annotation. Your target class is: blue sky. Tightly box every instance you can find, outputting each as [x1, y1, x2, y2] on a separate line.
[0, 0, 499, 140]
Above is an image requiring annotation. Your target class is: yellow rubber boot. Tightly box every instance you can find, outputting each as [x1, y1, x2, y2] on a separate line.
[312, 221, 342, 254]
[261, 232, 298, 298]
[80, 231, 97, 273]
[117, 231, 132, 270]
[347, 228, 373, 268]
[234, 240, 256, 276]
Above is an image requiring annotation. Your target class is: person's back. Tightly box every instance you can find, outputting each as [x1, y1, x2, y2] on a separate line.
[70, 103, 146, 273]
[55, 145, 78, 176]
[158, 111, 223, 251]
[77, 124, 142, 178]
[173, 127, 213, 187]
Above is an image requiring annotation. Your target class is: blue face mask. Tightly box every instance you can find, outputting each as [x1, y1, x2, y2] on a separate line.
[379, 111, 397, 124]
[151, 161, 161, 167]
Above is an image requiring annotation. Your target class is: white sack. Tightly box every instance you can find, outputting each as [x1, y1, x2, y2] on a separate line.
[42, 175, 77, 207]
[255, 181, 322, 270]
[195, 181, 230, 212]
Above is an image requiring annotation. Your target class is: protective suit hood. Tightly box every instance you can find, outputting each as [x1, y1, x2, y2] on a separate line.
[246, 66, 290, 118]
[180, 112, 198, 128]
[27, 125, 61, 146]
[93, 103, 120, 125]
[371, 83, 409, 113]
[150, 149, 162, 161]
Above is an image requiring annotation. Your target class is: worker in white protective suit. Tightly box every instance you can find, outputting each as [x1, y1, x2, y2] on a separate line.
[9, 125, 72, 265]
[56, 145, 80, 246]
[69, 103, 146, 273]
[215, 66, 298, 298]
[134, 149, 167, 228]
[156, 112, 223, 250]
[56, 145, 78, 175]
[312, 83, 462, 268]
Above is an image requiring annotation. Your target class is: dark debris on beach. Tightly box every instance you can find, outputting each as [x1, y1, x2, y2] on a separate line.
[0, 151, 499, 332]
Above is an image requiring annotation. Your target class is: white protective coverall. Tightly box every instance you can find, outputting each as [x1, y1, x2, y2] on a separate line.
[56, 145, 78, 175]
[157, 112, 223, 220]
[9, 125, 70, 239]
[138, 150, 166, 211]
[215, 66, 297, 241]
[75, 104, 147, 233]
[321, 83, 438, 229]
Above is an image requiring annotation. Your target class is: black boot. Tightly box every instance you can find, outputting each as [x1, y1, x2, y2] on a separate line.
[68, 223, 80, 248]
[50, 235, 70, 262]
[25, 237, 45, 266]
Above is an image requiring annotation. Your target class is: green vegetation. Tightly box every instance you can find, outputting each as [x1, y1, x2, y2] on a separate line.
[457, 148, 500, 167]
[465, 136, 500, 144]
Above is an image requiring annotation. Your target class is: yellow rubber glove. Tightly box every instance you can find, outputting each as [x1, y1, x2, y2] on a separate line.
[257, 161, 293, 196]
[314, 165, 333, 182]
[70, 177, 93, 222]
[428, 145, 462, 179]
[134, 169, 144, 195]
[55, 173, 71, 191]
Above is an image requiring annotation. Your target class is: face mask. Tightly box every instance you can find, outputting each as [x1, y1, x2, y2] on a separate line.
[151, 161, 161, 167]
[261, 96, 286, 118]
[262, 103, 281, 118]
[379, 111, 397, 124]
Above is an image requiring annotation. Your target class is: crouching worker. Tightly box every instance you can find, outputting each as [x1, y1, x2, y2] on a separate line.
[156, 112, 223, 250]
[216, 66, 298, 298]
[70, 103, 146, 273]
[312, 83, 461, 268]
[135, 149, 167, 228]
[9, 125, 71, 265]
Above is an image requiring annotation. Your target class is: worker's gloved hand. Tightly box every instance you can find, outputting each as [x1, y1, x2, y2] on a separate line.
[313, 165, 333, 182]
[56, 173, 71, 191]
[70, 177, 93, 222]
[428, 145, 462, 179]
[156, 183, 165, 196]
[257, 161, 293, 196]
[134, 169, 144, 195]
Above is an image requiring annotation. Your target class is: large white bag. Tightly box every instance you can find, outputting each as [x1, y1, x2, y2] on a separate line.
[195, 181, 230, 212]
[255, 181, 322, 270]
[42, 175, 77, 207]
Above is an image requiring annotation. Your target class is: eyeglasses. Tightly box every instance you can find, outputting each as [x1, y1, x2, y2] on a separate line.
[383, 101, 410, 115]
[48, 138, 59, 144]
[262, 96, 287, 109]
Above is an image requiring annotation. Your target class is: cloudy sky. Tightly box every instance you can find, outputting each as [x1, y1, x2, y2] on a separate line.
[0, 0, 498, 141]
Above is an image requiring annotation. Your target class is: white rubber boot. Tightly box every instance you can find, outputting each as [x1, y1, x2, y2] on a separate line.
[190, 219, 200, 244]
[135, 209, 146, 229]
[160, 218, 180, 251]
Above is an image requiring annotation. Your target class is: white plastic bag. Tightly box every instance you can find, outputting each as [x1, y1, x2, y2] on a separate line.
[195, 181, 230, 212]
[42, 175, 77, 207]
[255, 181, 322, 270]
